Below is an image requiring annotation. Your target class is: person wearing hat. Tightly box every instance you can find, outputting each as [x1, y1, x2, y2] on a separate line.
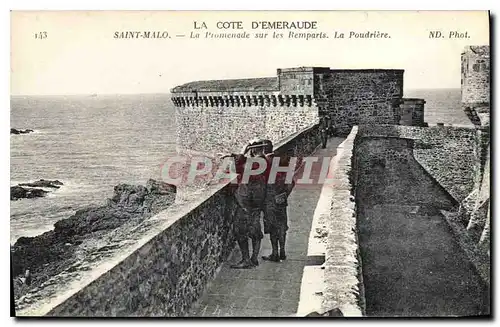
[222, 139, 270, 269]
[320, 117, 329, 149]
[262, 147, 295, 262]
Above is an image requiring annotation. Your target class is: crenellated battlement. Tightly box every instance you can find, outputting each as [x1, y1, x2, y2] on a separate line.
[171, 93, 315, 108]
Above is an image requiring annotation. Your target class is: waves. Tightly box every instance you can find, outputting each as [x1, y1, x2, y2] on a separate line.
[10, 94, 176, 243]
[405, 88, 472, 126]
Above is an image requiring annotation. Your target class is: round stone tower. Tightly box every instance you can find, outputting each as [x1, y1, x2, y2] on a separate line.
[461, 45, 490, 127]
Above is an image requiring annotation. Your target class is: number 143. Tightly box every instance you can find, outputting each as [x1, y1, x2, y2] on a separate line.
[34, 31, 47, 39]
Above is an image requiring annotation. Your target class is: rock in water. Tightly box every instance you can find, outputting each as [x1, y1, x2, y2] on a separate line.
[10, 186, 49, 200]
[11, 179, 63, 200]
[146, 178, 177, 195]
[11, 179, 176, 279]
[11, 128, 34, 135]
[18, 179, 64, 189]
[305, 308, 344, 317]
[145, 179, 177, 213]
[107, 179, 176, 214]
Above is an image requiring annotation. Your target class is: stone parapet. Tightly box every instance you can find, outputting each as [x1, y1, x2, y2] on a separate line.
[321, 127, 366, 316]
[356, 124, 477, 203]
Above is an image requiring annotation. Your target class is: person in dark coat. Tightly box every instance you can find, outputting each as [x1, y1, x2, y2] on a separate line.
[262, 147, 295, 262]
[319, 117, 329, 149]
[223, 140, 269, 269]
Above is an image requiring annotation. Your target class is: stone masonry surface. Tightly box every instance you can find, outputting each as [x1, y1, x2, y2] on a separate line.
[399, 98, 425, 127]
[353, 132, 456, 210]
[321, 127, 366, 315]
[461, 46, 490, 107]
[353, 126, 489, 316]
[175, 103, 319, 155]
[313, 70, 404, 135]
[461, 46, 490, 126]
[357, 125, 477, 203]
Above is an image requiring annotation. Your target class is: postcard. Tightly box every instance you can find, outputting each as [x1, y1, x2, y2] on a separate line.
[10, 10, 490, 318]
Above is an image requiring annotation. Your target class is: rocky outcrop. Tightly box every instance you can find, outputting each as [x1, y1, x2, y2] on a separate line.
[53, 180, 176, 237]
[11, 180, 65, 200]
[11, 128, 34, 135]
[11, 179, 176, 297]
[19, 179, 63, 189]
[11, 186, 49, 200]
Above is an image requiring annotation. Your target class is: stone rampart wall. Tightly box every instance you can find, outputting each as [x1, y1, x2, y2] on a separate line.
[357, 125, 477, 202]
[172, 68, 406, 153]
[175, 94, 319, 155]
[315, 70, 404, 135]
[355, 124, 490, 285]
[353, 135, 456, 209]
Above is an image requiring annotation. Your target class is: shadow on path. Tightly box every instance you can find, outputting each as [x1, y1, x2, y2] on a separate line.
[359, 204, 490, 317]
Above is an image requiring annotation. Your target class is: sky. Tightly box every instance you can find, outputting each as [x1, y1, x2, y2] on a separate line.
[10, 10, 490, 95]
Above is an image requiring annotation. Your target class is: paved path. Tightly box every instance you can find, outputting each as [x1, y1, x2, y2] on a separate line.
[359, 204, 490, 317]
[190, 137, 346, 317]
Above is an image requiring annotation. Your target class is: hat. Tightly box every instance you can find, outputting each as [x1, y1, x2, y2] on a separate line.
[246, 138, 273, 150]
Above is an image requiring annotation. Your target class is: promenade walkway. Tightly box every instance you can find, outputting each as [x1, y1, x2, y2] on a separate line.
[190, 137, 346, 317]
[359, 204, 490, 317]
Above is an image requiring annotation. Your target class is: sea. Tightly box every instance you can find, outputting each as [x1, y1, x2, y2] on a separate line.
[10, 89, 472, 244]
